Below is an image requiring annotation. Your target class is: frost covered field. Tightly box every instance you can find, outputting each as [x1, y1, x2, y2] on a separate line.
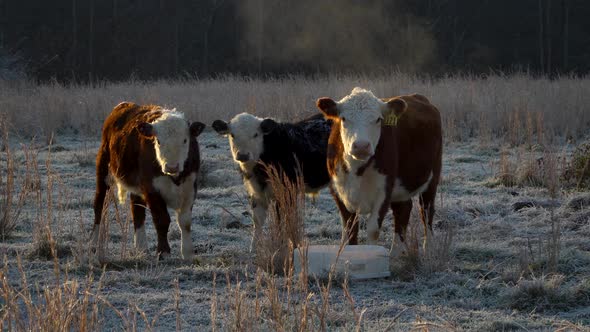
[1, 74, 590, 331]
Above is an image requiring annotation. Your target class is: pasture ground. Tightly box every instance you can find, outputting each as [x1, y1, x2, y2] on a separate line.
[1, 129, 589, 331]
[1, 74, 589, 330]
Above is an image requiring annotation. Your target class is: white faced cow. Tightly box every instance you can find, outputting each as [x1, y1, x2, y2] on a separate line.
[316, 88, 442, 254]
[93, 102, 205, 260]
[212, 113, 331, 246]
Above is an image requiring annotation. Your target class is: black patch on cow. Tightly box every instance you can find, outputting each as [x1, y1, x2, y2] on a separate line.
[211, 120, 229, 135]
[255, 113, 332, 191]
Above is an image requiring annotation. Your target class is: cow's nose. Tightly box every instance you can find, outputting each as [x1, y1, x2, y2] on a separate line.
[236, 152, 250, 162]
[351, 141, 372, 160]
[352, 141, 371, 152]
[165, 163, 179, 174]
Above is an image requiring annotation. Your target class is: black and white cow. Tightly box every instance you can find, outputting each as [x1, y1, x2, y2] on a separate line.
[212, 113, 331, 242]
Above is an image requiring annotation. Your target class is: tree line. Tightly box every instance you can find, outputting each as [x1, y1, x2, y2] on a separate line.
[1, 0, 588, 82]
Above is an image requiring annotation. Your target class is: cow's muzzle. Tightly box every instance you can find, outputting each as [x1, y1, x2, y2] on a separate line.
[350, 141, 372, 160]
[164, 163, 180, 175]
[236, 152, 250, 162]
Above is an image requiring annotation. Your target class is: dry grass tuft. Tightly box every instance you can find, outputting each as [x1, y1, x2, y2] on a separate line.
[492, 144, 565, 194]
[1, 252, 184, 330]
[211, 164, 365, 331]
[562, 140, 590, 190]
[422, 227, 455, 275]
[73, 141, 95, 168]
[495, 150, 517, 187]
[0, 123, 27, 239]
[0, 254, 102, 331]
[255, 164, 305, 274]
[503, 274, 590, 312]
[391, 211, 455, 280]
[211, 247, 365, 331]
[25, 140, 72, 261]
[516, 150, 546, 187]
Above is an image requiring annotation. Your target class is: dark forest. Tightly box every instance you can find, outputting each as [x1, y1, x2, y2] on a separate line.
[1, 0, 588, 82]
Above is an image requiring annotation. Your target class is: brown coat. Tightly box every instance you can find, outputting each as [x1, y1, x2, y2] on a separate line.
[93, 102, 204, 256]
[325, 94, 442, 245]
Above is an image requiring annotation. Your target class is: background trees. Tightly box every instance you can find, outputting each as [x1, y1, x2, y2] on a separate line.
[1, 0, 588, 82]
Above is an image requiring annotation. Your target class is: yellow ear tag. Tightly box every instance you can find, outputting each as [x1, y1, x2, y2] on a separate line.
[383, 113, 399, 127]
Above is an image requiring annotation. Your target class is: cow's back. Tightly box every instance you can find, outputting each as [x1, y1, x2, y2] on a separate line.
[260, 113, 331, 190]
[101, 102, 163, 184]
[292, 114, 332, 189]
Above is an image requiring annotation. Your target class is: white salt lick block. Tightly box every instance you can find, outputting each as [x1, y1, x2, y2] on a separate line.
[293, 245, 390, 280]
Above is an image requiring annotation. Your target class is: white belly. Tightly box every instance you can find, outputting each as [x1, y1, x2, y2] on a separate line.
[332, 164, 387, 215]
[152, 172, 197, 211]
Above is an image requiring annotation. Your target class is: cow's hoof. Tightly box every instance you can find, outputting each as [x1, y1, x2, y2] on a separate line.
[157, 251, 171, 260]
[181, 252, 194, 261]
[389, 247, 405, 260]
[389, 242, 409, 260]
[367, 235, 380, 245]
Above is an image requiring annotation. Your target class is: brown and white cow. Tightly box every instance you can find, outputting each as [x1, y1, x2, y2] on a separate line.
[316, 87, 442, 253]
[92, 102, 205, 260]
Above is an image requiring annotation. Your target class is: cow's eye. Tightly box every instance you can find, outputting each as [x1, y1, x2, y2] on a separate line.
[341, 117, 346, 122]
[183, 138, 187, 144]
[253, 133, 258, 138]
[230, 133, 235, 138]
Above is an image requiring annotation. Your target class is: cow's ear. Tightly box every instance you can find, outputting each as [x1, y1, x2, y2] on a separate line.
[316, 97, 339, 119]
[260, 119, 277, 135]
[385, 98, 407, 117]
[211, 120, 230, 135]
[137, 122, 155, 137]
[190, 122, 206, 137]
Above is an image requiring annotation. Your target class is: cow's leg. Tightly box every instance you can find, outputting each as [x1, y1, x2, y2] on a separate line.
[130, 194, 147, 253]
[366, 211, 381, 245]
[343, 210, 359, 245]
[390, 200, 412, 257]
[330, 186, 358, 245]
[250, 197, 268, 252]
[145, 193, 171, 258]
[92, 142, 110, 247]
[419, 186, 437, 250]
[367, 199, 390, 245]
[176, 202, 194, 261]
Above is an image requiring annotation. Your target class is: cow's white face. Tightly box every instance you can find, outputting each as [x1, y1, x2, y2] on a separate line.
[337, 97, 384, 161]
[317, 87, 407, 161]
[318, 88, 384, 161]
[212, 113, 264, 167]
[138, 109, 205, 176]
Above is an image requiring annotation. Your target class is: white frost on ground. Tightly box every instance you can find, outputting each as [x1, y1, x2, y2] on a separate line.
[0, 131, 589, 330]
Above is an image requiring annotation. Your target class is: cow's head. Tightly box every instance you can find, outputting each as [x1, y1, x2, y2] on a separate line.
[317, 87, 407, 161]
[137, 109, 205, 176]
[212, 113, 276, 166]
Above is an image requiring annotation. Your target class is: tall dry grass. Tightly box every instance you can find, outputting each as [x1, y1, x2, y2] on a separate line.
[1, 73, 589, 143]
[0, 254, 102, 331]
[255, 164, 305, 273]
[0, 121, 26, 238]
[0, 251, 183, 330]
[0, 147, 177, 330]
[390, 210, 455, 281]
[211, 164, 366, 331]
